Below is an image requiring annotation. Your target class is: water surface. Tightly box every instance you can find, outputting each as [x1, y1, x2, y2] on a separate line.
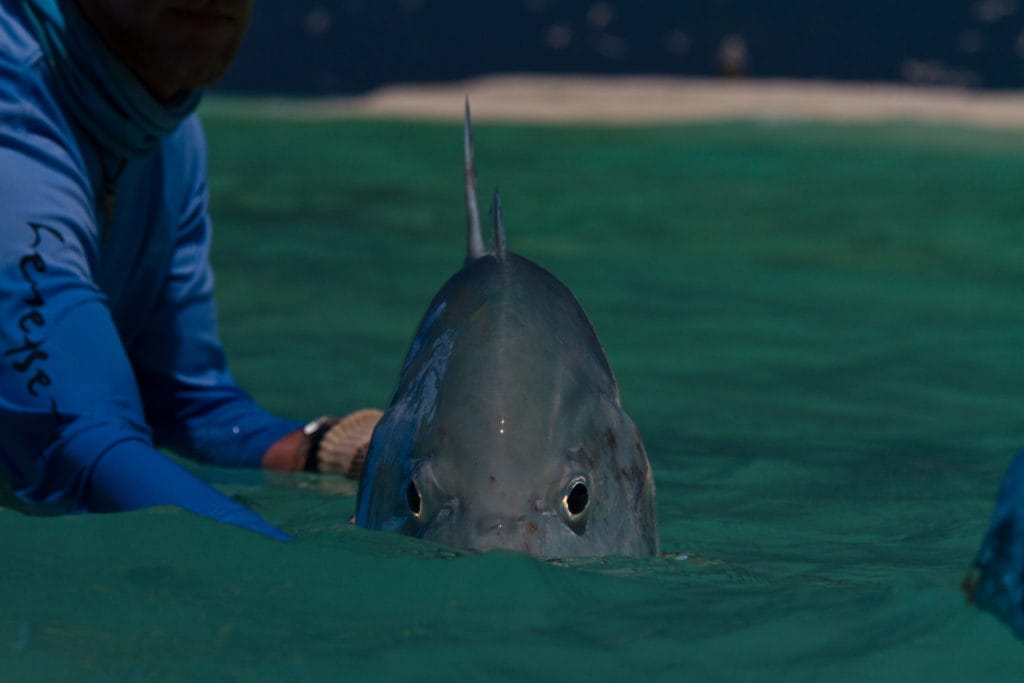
[4, 112, 1024, 680]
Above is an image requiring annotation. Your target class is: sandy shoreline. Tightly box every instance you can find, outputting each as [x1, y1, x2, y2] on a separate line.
[207, 74, 1024, 129]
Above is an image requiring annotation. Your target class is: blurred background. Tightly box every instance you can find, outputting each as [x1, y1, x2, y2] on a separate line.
[217, 0, 1024, 95]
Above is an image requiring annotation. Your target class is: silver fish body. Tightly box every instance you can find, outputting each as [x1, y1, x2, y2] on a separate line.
[354, 103, 658, 558]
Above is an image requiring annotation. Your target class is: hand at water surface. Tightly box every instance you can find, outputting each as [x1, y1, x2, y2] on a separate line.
[307, 409, 384, 478]
[263, 410, 382, 478]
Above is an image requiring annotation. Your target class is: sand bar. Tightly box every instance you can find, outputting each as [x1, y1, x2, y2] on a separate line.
[208, 74, 1024, 129]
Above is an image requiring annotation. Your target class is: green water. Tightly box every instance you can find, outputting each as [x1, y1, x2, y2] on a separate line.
[4, 108, 1024, 680]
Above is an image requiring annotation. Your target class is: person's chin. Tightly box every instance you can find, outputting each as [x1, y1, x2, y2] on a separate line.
[154, 39, 242, 88]
[159, 7, 247, 56]
[161, 6, 245, 30]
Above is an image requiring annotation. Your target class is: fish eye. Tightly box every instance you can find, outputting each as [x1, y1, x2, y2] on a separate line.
[562, 477, 590, 520]
[407, 480, 422, 517]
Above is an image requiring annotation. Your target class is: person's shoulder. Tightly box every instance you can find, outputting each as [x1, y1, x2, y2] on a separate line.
[0, 2, 46, 72]
[0, 3, 75, 155]
[0, 7, 94, 251]
[0, 1, 43, 60]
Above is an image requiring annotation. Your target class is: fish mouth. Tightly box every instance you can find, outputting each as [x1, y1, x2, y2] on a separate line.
[473, 520, 539, 555]
[421, 514, 546, 556]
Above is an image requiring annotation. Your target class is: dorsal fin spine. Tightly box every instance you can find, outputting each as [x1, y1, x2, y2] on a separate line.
[490, 188, 507, 261]
[464, 98, 484, 261]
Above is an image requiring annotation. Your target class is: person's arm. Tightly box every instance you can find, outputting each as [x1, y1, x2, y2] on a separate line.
[130, 117, 380, 477]
[126, 116, 306, 468]
[0, 82, 286, 539]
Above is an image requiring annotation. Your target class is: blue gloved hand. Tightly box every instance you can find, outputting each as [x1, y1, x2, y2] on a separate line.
[966, 450, 1024, 639]
[87, 442, 292, 542]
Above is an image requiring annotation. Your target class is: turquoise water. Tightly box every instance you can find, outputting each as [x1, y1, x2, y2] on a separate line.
[4, 111, 1024, 680]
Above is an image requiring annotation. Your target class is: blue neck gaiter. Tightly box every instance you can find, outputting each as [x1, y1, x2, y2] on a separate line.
[20, 0, 202, 160]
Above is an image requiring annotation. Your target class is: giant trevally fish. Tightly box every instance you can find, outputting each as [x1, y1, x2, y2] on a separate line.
[354, 103, 658, 558]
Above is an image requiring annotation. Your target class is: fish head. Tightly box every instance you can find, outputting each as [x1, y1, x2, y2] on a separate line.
[356, 255, 658, 558]
[354, 101, 657, 558]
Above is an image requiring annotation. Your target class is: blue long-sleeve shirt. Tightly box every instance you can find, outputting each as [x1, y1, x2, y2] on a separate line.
[0, 0, 301, 538]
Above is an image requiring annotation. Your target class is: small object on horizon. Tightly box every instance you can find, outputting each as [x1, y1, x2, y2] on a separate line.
[718, 33, 749, 78]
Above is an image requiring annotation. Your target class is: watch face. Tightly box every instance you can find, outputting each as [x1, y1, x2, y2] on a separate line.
[303, 416, 330, 436]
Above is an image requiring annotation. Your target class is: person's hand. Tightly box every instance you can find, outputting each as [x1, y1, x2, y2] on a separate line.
[302, 409, 383, 479]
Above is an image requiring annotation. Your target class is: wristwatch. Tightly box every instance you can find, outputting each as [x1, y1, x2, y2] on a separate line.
[302, 415, 340, 473]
